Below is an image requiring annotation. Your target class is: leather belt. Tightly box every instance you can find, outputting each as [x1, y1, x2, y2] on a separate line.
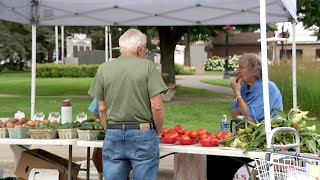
[107, 123, 153, 130]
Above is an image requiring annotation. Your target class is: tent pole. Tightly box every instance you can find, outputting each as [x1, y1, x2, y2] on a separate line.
[61, 26, 64, 64]
[108, 27, 112, 60]
[292, 21, 297, 108]
[55, 26, 59, 64]
[259, 0, 272, 148]
[105, 26, 109, 62]
[31, 24, 37, 119]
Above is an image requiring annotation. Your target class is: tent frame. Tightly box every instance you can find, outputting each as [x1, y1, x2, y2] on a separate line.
[1, 0, 297, 149]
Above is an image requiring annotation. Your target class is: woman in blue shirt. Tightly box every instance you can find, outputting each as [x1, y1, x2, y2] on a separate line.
[231, 53, 283, 122]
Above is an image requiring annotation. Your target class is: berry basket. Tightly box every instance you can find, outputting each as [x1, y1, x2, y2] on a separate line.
[7, 127, 29, 139]
[77, 130, 103, 141]
[177, 138, 197, 145]
[161, 137, 177, 144]
[198, 139, 219, 147]
[57, 128, 78, 139]
[0, 128, 8, 138]
[29, 129, 58, 139]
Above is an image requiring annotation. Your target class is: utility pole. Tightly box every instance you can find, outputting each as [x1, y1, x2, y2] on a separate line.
[281, 23, 284, 60]
[223, 32, 230, 79]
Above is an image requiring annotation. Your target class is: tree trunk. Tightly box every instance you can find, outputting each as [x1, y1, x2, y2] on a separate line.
[184, 33, 191, 67]
[47, 47, 54, 63]
[157, 26, 185, 85]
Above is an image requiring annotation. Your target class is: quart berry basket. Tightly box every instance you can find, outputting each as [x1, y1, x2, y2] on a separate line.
[57, 128, 78, 139]
[77, 130, 103, 141]
[29, 129, 57, 139]
[0, 128, 8, 138]
[7, 127, 29, 139]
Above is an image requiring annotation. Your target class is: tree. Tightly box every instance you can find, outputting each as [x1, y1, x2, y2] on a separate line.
[0, 20, 29, 71]
[298, 0, 320, 39]
[157, 26, 186, 85]
[181, 27, 219, 67]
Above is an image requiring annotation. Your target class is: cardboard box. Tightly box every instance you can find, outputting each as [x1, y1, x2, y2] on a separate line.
[15, 149, 80, 180]
[28, 168, 59, 180]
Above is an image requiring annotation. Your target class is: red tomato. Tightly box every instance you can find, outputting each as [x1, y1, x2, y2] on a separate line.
[215, 132, 222, 140]
[198, 128, 208, 136]
[176, 128, 186, 135]
[221, 131, 232, 139]
[209, 134, 218, 139]
[184, 129, 191, 136]
[175, 124, 184, 131]
[180, 134, 191, 140]
[201, 137, 211, 141]
[164, 131, 179, 139]
[168, 128, 176, 133]
[188, 130, 198, 139]
[199, 133, 208, 140]
[162, 127, 169, 134]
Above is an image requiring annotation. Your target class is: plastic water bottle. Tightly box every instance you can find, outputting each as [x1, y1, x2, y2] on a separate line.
[220, 115, 229, 133]
[61, 99, 72, 124]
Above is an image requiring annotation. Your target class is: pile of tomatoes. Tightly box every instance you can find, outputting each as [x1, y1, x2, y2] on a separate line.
[161, 124, 232, 147]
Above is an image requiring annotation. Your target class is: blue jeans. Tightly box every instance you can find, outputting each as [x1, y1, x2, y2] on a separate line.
[102, 128, 160, 180]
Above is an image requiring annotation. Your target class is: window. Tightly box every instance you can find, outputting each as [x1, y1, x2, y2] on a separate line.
[73, 46, 78, 57]
[280, 49, 302, 59]
[316, 49, 320, 59]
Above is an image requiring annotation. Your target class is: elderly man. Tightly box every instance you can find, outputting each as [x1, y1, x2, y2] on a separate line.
[231, 53, 283, 122]
[88, 28, 167, 180]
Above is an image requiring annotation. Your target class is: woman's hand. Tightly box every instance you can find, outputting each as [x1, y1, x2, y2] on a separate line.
[231, 77, 242, 96]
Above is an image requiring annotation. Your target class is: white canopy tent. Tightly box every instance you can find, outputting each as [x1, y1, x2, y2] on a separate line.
[0, 0, 297, 146]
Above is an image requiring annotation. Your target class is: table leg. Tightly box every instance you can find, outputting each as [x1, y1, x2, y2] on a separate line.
[87, 147, 91, 180]
[174, 153, 206, 180]
[68, 145, 72, 180]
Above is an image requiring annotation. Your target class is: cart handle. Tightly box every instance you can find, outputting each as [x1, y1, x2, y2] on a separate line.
[265, 127, 300, 161]
[267, 127, 300, 152]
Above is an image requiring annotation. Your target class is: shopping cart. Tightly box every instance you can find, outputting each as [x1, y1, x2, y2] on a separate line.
[254, 127, 320, 180]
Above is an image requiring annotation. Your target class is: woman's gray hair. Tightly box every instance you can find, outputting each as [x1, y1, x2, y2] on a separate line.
[119, 28, 147, 51]
[239, 53, 262, 79]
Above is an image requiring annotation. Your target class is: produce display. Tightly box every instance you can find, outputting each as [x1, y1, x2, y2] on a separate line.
[0, 116, 105, 140]
[220, 107, 320, 154]
[1, 108, 319, 155]
[161, 124, 232, 147]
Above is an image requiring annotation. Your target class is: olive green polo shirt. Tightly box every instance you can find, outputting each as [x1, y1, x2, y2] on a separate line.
[88, 55, 168, 124]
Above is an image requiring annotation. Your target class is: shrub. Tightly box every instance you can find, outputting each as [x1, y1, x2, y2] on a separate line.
[175, 64, 195, 75]
[204, 55, 240, 71]
[36, 64, 100, 78]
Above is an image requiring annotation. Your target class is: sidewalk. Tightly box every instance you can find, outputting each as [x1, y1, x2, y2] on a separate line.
[176, 75, 233, 95]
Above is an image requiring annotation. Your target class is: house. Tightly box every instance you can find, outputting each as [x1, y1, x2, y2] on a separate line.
[278, 24, 320, 60]
[208, 23, 320, 61]
[208, 32, 275, 59]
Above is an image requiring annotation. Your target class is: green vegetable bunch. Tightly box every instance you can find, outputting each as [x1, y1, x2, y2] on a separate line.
[221, 107, 320, 154]
[79, 119, 104, 130]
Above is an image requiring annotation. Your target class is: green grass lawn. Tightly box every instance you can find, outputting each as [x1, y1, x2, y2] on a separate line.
[204, 71, 224, 75]
[200, 79, 232, 87]
[1, 71, 319, 134]
[0, 72, 92, 96]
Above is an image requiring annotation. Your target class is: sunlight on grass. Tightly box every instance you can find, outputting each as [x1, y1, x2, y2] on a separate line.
[175, 86, 233, 99]
[200, 79, 232, 87]
[204, 71, 224, 75]
[165, 102, 232, 133]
